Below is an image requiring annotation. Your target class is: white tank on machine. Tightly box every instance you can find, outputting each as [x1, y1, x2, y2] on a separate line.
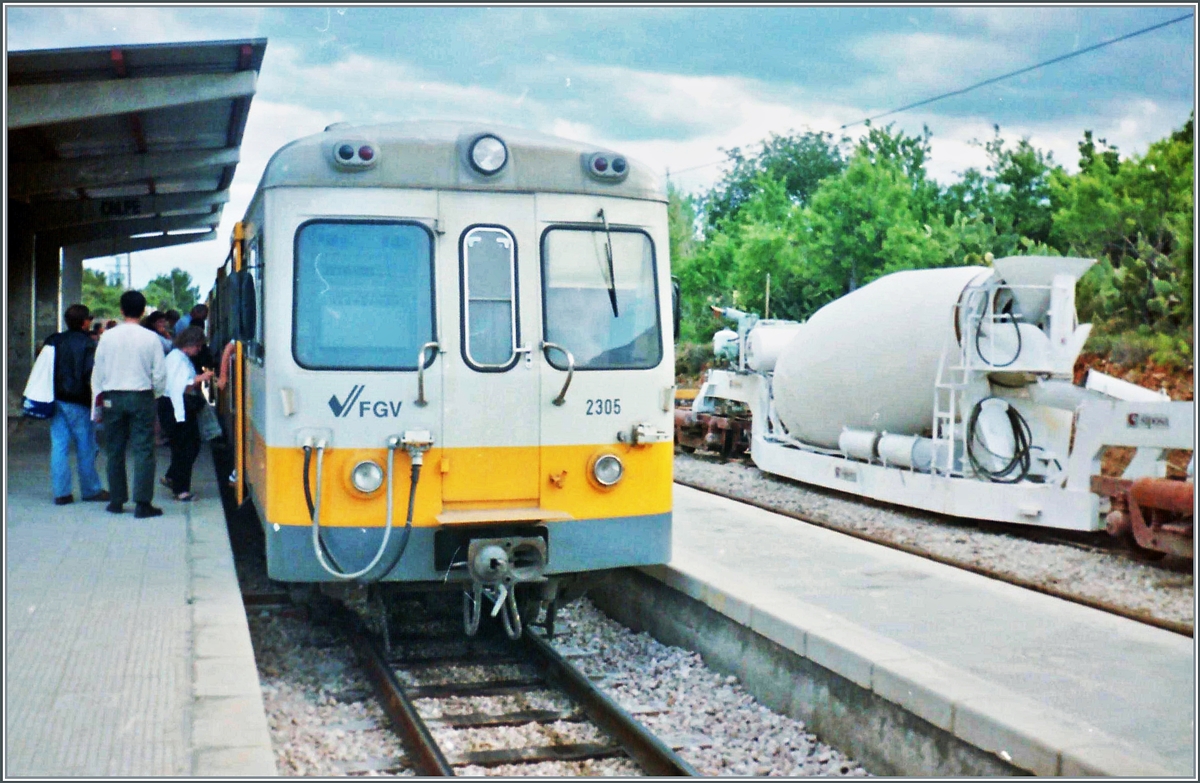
[771, 259, 1095, 449]
[773, 266, 988, 447]
[745, 321, 804, 372]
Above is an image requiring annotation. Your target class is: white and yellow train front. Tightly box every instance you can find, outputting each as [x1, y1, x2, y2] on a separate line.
[218, 122, 675, 602]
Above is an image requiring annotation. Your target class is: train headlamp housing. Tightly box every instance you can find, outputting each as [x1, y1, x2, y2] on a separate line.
[350, 460, 384, 494]
[592, 453, 624, 487]
[469, 134, 508, 175]
[584, 152, 629, 182]
[330, 139, 378, 170]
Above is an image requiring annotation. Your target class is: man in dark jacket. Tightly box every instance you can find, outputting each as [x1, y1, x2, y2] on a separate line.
[46, 303, 109, 505]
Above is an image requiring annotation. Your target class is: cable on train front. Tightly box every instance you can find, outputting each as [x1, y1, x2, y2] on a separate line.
[303, 431, 433, 582]
[301, 430, 550, 639]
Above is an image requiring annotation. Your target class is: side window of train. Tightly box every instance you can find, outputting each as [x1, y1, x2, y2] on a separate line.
[460, 226, 518, 371]
[293, 220, 436, 370]
[247, 237, 264, 364]
[540, 226, 662, 370]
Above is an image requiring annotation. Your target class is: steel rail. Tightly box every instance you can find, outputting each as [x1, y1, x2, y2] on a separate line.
[337, 600, 697, 775]
[335, 605, 455, 776]
[522, 630, 699, 776]
[676, 478, 1193, 638]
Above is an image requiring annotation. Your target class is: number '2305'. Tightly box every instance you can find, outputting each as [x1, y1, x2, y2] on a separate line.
[586, 398, 621, 415]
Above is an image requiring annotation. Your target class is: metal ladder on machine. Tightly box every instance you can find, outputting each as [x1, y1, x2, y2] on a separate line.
[931, 327, 974, 477]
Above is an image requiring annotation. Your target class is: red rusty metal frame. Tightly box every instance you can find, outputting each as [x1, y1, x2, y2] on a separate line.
[674, 408, 750, 458]
[1091, 475, 1194, 559]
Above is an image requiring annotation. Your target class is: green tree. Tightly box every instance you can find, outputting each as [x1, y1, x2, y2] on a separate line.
[81, 268, 124, 320]
[142, 268, 199, 314]
[800, 154, 928, 296]
[1051, 114, 1194, 336]
[700, 130, 847, 232]
[667, 182, 698, 265]
[940, 125, 1059, 256]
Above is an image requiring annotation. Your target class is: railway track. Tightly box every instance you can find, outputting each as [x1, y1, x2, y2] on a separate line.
[676, 475, 1193, 638]
[329, 601, 698, 776]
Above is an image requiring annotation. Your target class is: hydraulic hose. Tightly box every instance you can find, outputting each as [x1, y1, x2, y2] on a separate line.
[302, 444, 315, 516]
[973, 291, 1022, 368]
[310, 441, 401, 581]
[966, 397, 1033, 483]
[303, 444, 344, 573]
[371, 460, 420, 581]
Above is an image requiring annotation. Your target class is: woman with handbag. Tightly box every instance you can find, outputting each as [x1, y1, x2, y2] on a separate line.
[160, 327, 214, 502]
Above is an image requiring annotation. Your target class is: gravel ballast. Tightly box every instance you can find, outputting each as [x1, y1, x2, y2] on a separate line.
[244, 592, 870, 776]
[548, 597, 870, 777]
[674, 452, 1194, 628]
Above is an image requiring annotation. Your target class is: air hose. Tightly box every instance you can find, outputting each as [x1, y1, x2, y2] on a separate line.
[966, 397, 1033, 483]
[306, 440, 418, 581]
[303, 444, 345, 573]
[973, 292, 1022, 368]
[371, 460, 420, 580]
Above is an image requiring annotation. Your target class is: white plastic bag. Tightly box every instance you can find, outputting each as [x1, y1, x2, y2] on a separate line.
[22, 344, 56, 419]
[198, 402, 222, 441]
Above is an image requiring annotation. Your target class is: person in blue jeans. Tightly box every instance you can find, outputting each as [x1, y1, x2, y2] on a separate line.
[46, 304, 109, 505]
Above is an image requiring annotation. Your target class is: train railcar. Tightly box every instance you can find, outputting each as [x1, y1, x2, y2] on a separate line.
[209, 121, 678, 636]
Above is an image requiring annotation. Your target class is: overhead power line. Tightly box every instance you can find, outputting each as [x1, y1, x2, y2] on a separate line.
[841, 13, 1194, 130]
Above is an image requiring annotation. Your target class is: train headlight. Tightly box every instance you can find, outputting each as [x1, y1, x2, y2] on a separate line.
[469, 134, 508, 175]
[592, 454, 624, 487]
[350, 460, 384, 494]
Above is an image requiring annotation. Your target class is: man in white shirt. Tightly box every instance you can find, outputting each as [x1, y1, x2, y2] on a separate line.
[92, 291, 168, 518]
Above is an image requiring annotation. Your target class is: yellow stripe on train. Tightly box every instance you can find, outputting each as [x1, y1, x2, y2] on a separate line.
[247, 426, 673, 528]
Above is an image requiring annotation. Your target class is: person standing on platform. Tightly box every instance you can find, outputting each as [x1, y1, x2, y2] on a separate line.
[45, 303, 109, 506]
[161, 327, 214, 502]
[174, 303, 207, 337]
[141, 310, 175, 446]
[92, 290, 168, 518]
[142, 310, 174, 354]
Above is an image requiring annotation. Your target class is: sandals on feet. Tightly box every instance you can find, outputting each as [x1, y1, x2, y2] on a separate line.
[175, 491, 194, 502]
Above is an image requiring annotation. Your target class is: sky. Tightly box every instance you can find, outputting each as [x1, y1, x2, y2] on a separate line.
[5, 4, 1196, 297]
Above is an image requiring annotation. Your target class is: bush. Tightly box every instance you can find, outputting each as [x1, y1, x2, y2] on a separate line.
[675, 341, 716, 381]
[1085, 326, 1194, 370]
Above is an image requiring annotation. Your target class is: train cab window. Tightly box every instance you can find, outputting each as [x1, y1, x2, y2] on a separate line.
[541, 227, 661, 370]
[461, 226, 518, 370]
[293, 220, 435, 370]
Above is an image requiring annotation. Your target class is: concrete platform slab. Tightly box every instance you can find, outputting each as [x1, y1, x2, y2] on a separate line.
[4, 419, 274, 776]
[639, 484, 1194, 776]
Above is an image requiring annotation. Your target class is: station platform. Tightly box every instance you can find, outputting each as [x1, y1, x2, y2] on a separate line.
[615, 485, 1194, 777]
[4, 419, 274, 776]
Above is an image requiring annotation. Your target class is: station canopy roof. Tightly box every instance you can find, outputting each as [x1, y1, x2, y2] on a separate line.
[6, 38, 266, 258]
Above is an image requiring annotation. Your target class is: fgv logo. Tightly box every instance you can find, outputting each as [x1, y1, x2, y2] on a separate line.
[328, 385, 404, 418]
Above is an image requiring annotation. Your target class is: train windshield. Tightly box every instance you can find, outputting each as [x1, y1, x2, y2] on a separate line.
[293, 220, 435, 370]
[541, 227, 661, 370]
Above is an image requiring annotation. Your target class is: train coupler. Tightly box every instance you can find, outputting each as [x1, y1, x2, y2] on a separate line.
[461, 536, 547, 639]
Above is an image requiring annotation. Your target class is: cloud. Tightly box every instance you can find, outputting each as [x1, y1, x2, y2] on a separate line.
[846, 31, 1024, 98]
[6, 6, 262, 50]
[942, 7, 1084, 36]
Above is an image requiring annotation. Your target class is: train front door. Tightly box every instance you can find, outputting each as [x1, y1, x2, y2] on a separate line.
[438, 192, 542, 507]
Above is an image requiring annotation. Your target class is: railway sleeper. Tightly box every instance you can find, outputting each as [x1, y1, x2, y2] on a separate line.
[406, 676, 545, 699]
[449, 741, 626, 768]
[422, 707, 584, 729]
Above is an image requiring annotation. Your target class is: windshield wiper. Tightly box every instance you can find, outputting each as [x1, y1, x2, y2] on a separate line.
[597, 208, 619, 317]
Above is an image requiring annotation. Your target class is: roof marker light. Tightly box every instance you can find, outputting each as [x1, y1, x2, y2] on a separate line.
[469, 134, 508, 175]
[585, 152, 629, 182]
